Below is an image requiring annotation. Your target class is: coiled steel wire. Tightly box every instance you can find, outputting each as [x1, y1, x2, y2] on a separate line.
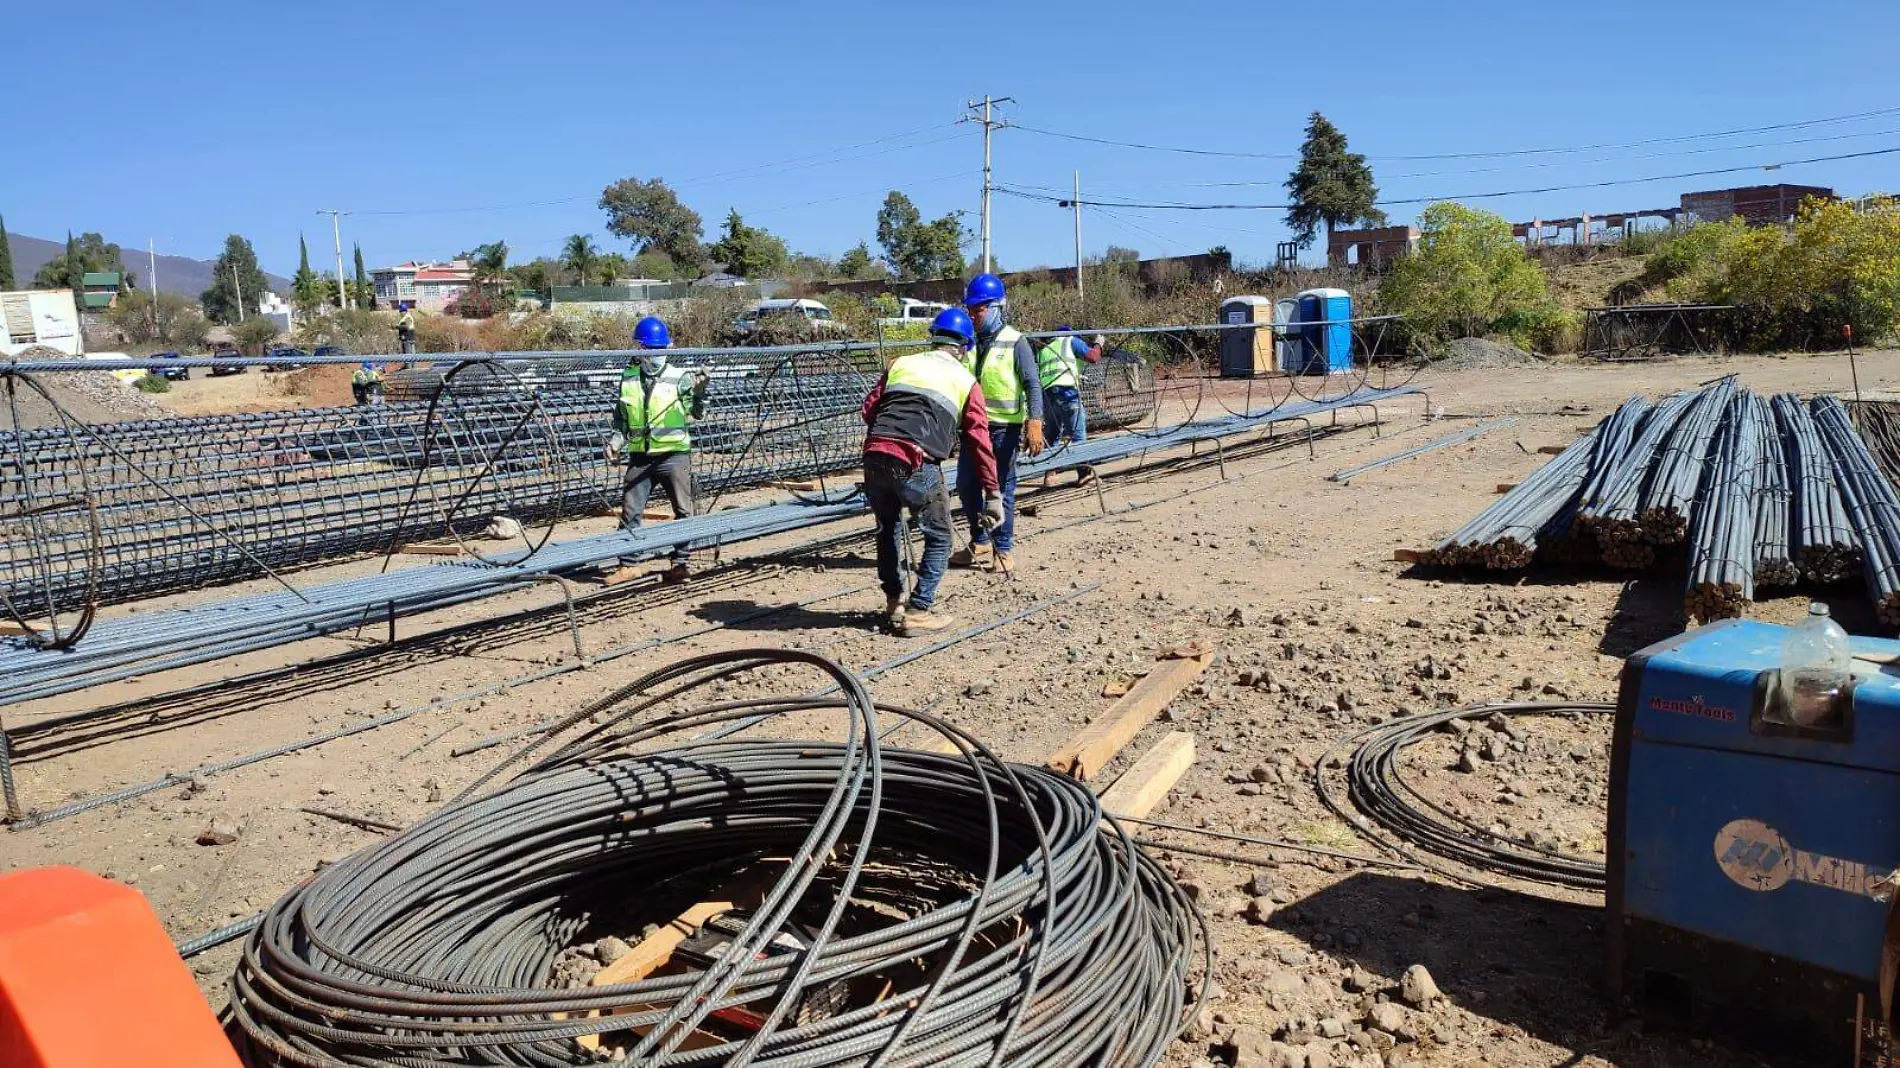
[227, 647, 1203, 1067]
[1317, 700, 1614, 891]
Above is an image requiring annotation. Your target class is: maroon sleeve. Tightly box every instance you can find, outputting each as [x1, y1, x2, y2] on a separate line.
[1083, 344, 1104, 364]
[861, 370, 889, 425]
[962, 385, 999, 493]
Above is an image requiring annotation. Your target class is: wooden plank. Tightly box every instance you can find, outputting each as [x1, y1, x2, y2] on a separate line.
[1046, 644, 1213, 781]
[395, 543, 464, 556]
[1537, 445, 1567, 455]
[766, 479, 821, 492]
[575, 865, 778, 1050]
[0, 621, 35, 636]
[641, 509, 673, 522]
[1097, 732, 1195, 822]
[1393, 548, 1427, 564]
[1495, 482, 1518, 494]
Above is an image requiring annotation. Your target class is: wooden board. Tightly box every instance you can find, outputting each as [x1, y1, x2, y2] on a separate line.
[1392, 548, 1427, 564]
[1097, 732, 1195, 822]
[1046, 644, 1213, 781]
[1495, 482, 1518, 494]
[1537, 445, 1567, 455]
[395, 542, 464, 556]
[766, 479, 822, 492]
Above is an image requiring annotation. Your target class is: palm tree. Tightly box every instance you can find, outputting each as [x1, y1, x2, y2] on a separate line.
[562, 234, 599, 286]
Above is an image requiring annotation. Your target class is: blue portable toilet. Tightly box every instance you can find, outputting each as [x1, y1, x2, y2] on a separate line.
[1289, 288, 1353, 374]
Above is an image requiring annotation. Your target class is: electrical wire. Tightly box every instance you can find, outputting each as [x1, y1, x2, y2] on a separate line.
[226, 647, 1205, 1067]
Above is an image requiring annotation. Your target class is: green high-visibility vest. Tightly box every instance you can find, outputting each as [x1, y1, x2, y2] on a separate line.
[351, 369, 382, 386]
[1036, 335, 1079, 389]
[619, 364, 692, 453]
[965, 325, 1025, 424]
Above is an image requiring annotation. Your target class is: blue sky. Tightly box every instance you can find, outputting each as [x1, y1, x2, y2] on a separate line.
[4, 0, 1896, 279]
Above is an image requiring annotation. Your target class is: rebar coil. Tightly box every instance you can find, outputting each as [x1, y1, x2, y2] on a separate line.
[227, 649, 1203, 1067]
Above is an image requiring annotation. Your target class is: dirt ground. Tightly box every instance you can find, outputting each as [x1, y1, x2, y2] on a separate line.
[1, 349, 1891, 1068]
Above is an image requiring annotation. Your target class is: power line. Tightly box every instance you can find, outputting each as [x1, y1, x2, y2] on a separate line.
[999, 143, 1900, 211]
[1010, 103, 1900, 162]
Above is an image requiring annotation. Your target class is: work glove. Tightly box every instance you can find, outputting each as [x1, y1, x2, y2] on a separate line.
[1023, 418, 1046, 457]
[605, 432, 627, 465]
[1092, 334, 1105, 348]
[980, 492, 1005, 532]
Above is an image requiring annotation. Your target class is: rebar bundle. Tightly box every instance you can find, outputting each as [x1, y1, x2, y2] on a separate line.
[1576, 391, 1697, 568]
[226, 648, 1202, 1067]
[1774, 393, 1861, 584]
[1813, 396, 1900, 626]
[1684, 392, 1761, 622]
[1751, 393, 1797, 587]
[1636, 375, 1734, 548]
[1429, 427, 1601, 569]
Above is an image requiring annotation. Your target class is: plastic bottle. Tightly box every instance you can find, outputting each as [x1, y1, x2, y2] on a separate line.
[1779, 602, 1851, 727]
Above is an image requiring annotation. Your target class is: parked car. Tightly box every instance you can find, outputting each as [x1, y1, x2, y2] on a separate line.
[146, 351, 189, 381]
[312, 345, 349, 362]
[207, 344, 246, 376]
[733, 298, 849, 336]
[265, 346, 310, 372]
[877, 298, 951, 328]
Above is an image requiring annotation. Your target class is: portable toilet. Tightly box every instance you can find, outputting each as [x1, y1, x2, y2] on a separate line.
[1272, 297, 1299, 373]
[1290, 288, 1354, 374]
[1217, 296, 1275, 377]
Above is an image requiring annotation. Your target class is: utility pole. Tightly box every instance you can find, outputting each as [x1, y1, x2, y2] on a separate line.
[1072, 171, 1084, 309]
[232, 263, 245, 323]
[147, 239, 159, 331]
[317, 209, 350, 309]
[962, 95, 1012, 274]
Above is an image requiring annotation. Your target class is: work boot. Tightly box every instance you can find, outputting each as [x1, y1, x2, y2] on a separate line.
[885, 593, 906, 629]
[901, 608, 954, 636]
[990, 550, 1015, 576]
[662, 561, 691, 585]
[1076, 465, 1098, 487]
[602, 563, 647, 586]
[949, 543, 991, 569]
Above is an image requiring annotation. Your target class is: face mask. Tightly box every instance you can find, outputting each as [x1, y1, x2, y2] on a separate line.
[640, 355, 667, 376]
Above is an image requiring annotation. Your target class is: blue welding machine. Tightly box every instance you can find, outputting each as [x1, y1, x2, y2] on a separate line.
[1610, 618, 1900, 1064]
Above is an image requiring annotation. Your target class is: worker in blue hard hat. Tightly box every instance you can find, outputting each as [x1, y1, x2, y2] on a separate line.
[1035, 323, 1104, 485]
[350, 361, 385, 406]
[861, 306, 1001, 634]
[396, 304, 417, 354]
[949, 272, 1043, 576]
[605, 316, 709, 586]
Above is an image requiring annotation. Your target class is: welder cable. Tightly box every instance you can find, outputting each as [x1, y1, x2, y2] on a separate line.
[1317, 700, 1614, 891]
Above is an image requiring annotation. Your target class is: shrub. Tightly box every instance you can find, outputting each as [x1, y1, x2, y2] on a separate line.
[133, 373, 171, 394]
[1377, 202, 1562, 347]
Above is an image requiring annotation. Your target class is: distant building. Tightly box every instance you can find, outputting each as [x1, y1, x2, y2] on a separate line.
[1326, 226, 1419, 268]
[371, 260, 474, 311]
[1679, 184, 1835, 227]
[257, 291, 294, 334]
[80, 272, 121, 312]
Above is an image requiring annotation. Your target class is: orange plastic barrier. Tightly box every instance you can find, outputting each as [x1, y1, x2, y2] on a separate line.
[0, 865, 239, 1068]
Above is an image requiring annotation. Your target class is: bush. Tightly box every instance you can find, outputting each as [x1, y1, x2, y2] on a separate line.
[295, 308, 397, 354]
[1377, 202, 1563, 348]
[232, 316, 282, 355]
[133, 373, 171, 394]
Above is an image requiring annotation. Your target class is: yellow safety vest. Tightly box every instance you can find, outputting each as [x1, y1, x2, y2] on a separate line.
[619, 365, 692, 453]
[1036, 336, 1080, 389]
[965, 325, 1025, 424]
[877, 349, 978, 461]
[351, 369, 383, 387]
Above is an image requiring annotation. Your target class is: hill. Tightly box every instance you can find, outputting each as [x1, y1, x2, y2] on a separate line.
[6, 232, 292, 299]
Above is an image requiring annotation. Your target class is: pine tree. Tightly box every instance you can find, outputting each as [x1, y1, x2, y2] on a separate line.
[291, 233, 322, 310]
[0, 215, 14, 290]
[1283, 112, 1385, 251]
[353, 243, 373, 309]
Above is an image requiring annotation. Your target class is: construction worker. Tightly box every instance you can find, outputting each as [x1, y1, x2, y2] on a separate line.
[396, 304, 417, 355]
[1036, 324, 1104, 483]
[606, 316, 708, 585]
[950, 273, 1044, 575]
[351, 361, 385, 406]
[862, 308, 1002, 635]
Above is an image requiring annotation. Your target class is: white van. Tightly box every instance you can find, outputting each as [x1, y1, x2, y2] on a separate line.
[877, 298, 951, 328]
[735, 298, 845, 334]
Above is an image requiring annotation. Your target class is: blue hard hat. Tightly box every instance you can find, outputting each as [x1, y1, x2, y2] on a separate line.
[360, 362, 373, 370]
[963, 273, 1006, 308]
[929, 307, 976, 352]
[633, 316, 672, 349]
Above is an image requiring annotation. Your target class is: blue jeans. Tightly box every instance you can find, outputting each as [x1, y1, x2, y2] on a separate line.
[959, 421, 1020, 552]
[1044, 386, 1086, 445]
[866, 455, 952, 611]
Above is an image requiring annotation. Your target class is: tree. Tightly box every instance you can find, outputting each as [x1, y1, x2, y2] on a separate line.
[875, 192, 923, 269]
[628, 249, 677, 280]
[707, 209, 789, 279]
[1103, 246, 1141, 264]
[835, 242, 887, 281]
[232, 316, 281, 355]
[1378, 202, 1556, 342]
[599, 177, 705, 275]
[34, 231, 130, 291]
[1284, 112, 1385, 250]
[874, 192, 969, 280]
[594, 252, 631, 285]
[561, 234, 599, 286]
[0, 215, 13, 290]
[291, 234, 324, 311]
[200, 234, 269, 325]
[107, 289, 209, 348]
[353, 243, 374, 309]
